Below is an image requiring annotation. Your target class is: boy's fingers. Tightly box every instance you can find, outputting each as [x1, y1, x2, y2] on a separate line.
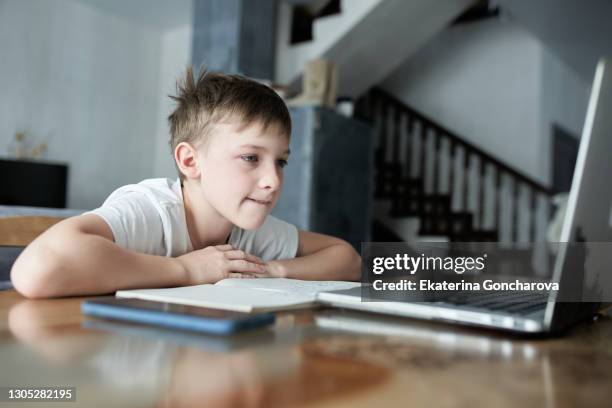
[227, 259, 267, 274]
[228, 273, 253, 279]
[215, 244, 235, 251]
[224, 250, 265, 264]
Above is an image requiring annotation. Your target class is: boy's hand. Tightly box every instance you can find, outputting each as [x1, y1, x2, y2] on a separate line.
[177, 244, 267, 285]
[258, 261, 288, 278]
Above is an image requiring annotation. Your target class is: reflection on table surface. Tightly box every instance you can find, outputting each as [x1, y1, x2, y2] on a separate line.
[1, 290, 612, 407]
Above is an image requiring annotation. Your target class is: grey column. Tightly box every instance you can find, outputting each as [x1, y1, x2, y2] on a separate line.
[192, 0, 277, 79]
[273, 107, 374, 250]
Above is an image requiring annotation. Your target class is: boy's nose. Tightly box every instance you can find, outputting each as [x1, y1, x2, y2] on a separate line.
[258, 166, 281, 191]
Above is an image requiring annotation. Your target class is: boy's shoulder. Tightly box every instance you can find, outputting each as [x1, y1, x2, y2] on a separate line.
[104, 178, 182, 207]
[90, 178, 190, 256]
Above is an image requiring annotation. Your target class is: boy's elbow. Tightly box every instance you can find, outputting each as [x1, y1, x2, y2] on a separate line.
[341, 243, 362, 281]
[11, 245, 63, 299]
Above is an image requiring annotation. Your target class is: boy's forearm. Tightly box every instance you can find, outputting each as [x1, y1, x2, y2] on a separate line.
[269, 244, 361, 281]
[12, 232, 187, 298]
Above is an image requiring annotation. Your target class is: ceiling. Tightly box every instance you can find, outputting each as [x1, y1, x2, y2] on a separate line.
[73, 0, 193, 30]
[72, 0, 612, 82]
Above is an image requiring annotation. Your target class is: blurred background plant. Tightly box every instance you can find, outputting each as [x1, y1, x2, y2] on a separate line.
[7, 132, 47, 160]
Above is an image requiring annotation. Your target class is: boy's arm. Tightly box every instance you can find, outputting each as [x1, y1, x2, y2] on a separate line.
[10, 214, 265, 298]
[266, 230, 361, 281]
[11, 214, 188, 298]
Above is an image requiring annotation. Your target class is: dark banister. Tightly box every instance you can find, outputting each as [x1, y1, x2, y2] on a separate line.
[365, 87, 554, 242]
[371, 88, 553, 196]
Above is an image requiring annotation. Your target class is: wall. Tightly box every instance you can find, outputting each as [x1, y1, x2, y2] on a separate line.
[151, 25, 193, 180]
[381, 18, 590, 186]
[0, 0, 162, 209]
[382, 18, 543, 183]
[378, 18, 590, 242]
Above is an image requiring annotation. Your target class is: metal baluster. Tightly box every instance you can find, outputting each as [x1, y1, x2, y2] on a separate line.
[393, 106, 401, 170]
[406, 115, 414, 179]
[512, 180, 520, 242]
[390, 106, 401, 214]
[420, 122, 427, 189]
[448, 140, 455, 204]
[433, 130, 441, 194]
[495, 169, 502, 237]
[530, 188, 537, 241]
[479, 158, 486, 230]
[379, 103, 387, 160]
[380, 103, 389, 195]
[463, 149, 470, 213]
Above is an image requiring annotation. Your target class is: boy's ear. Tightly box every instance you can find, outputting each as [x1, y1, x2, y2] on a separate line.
[175, 142, 201, 180]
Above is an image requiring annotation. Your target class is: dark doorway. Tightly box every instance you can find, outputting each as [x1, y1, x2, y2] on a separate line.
[551, 124, 579, 194]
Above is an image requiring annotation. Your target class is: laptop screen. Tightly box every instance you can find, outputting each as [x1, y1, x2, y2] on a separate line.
[546, 58, 612, 327]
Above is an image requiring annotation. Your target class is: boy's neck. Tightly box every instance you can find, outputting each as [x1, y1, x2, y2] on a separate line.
[181, 180, 234, 250]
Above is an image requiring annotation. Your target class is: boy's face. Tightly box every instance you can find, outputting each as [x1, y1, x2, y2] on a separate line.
[197, 119, 290, 230]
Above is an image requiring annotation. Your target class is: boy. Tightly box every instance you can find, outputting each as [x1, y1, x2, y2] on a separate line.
[11, 67, 361, 299]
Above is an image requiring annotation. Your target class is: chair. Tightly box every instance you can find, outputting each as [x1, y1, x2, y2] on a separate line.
[0, 216, 64, 246]
[0, 216, 64, 288]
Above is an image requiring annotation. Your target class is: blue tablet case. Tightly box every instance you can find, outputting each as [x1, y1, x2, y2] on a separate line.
[81, 300, 275, 335]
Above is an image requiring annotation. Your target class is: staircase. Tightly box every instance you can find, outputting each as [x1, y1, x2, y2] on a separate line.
[356, 88, 554, 242]
[275, 0, 476, 97]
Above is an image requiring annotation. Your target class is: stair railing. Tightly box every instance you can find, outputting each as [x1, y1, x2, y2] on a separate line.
[355, 88, 554, 242]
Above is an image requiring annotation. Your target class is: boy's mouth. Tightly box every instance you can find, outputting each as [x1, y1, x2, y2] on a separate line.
[246, 197, 272, 206]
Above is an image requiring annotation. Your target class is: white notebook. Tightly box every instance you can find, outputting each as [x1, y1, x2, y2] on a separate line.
[116, 278, 361, 313]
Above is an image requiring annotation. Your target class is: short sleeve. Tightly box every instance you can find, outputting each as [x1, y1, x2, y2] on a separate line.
[230, 216, 298, 261]
[87, 192, 166, 255]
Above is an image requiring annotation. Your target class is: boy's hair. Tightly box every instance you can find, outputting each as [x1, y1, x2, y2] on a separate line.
[168, 66, 292, 180]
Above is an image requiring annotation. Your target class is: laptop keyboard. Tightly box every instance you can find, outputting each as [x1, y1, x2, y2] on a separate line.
[435, 290, 548, 316]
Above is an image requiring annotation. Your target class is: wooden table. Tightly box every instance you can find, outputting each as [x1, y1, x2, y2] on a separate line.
[1, 290, 611, 408]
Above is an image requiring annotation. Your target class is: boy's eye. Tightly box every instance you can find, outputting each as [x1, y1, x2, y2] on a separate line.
[240, 154, 258, 163]
[277, 159, 288, 168]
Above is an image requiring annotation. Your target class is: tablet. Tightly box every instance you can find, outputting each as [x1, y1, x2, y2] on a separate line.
[81, 297, 275, 335]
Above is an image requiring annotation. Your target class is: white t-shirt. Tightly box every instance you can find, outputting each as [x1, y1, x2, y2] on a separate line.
[87, 178, 299, 261]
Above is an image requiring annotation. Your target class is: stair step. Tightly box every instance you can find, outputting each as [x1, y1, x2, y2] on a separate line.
[418, 211, 473, 236]
[277, 0, 473, 96]
[371, 220, 404, 242]
[451, 230, 498, 242]
[388, 178, 424, 214]
[375, 164, 416, 199]
[419, 220, 450, 236]
[396, 177, 424, 195]
[449, 212, 473, 235]
[391, 193, 451, 218]
[420, 194, 452, 215]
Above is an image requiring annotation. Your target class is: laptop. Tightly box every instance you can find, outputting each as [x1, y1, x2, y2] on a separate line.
[318, 58, 612, 334]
